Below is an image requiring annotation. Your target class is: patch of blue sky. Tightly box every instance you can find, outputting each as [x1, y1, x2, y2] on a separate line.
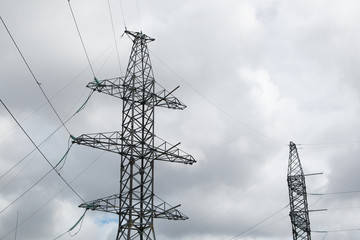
[96, 216, 118, 226]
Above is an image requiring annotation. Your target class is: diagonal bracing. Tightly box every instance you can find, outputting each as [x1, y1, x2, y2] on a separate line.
[73, 30, 195, 240]
[287, 141, 311, 240]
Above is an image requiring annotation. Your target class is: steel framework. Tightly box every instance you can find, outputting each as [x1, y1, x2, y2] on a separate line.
[73, 30, 195, 240]
[287, 141, 311, 240]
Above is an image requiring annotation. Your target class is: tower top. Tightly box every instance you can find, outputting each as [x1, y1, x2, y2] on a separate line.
[125, 30, 155, 43]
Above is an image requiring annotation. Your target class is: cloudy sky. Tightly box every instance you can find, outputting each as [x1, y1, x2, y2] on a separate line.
[1, 0, 360, 239]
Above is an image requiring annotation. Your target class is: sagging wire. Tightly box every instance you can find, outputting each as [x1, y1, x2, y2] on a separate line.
[0, 16, 72, 136]
[73, 89, 94, 115]
[52, 209, 88, 240]
[107, 0, 123, 76]
[0, 152, 105, 240]
[54, 137, 73, 171]
[67, 0, 96, 78]
[0, 100, 86, 204]
[0, 89, 94, 181]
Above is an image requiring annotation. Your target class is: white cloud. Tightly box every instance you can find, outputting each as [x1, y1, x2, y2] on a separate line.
[1, 0, 360, 239]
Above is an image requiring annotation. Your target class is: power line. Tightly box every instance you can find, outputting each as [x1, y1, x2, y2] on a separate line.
[0, 151, 36, 193]
[118, 0, 127, 29]
[0, 16, 72, 136]
[320, 232, 328, 240]
[67, 0, 96, 77]
[232, 195, 325, 238]
[0, 166, 53, 215]
[0, 100, 85, 203]
[313, 228, 360, 233]
[136, 0, 142, 30]
[0, 91, 92, 181]
[0, 32, 120, 140]
[149, 49, 286, 146]
[308, 190, 360, 196]
[107, 0, 123, 76]
[53, 209, 87, 239]
[230, 204, 289, 239]
[298, 141, 360, 149]
[0, 151, 105, 240]
[299, 141, 360, 146]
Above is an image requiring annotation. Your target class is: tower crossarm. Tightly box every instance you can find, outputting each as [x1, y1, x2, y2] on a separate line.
[79, 194, 120, 214]
[153, 86, 187, 110]
[79, 193, 188, 221]
[87, 77, 125, 99]
[72, 132, 195, 166]
[72, 131, 123, 155]
[87, 79, 186, 110]
[153, 136, 196, 165]
[287, 141, 311, 240]
[153, 196, 188, 220]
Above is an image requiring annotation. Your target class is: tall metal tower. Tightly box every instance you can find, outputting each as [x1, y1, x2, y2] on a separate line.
[73, 30, 196, 240]
[287, 141, 311, 240]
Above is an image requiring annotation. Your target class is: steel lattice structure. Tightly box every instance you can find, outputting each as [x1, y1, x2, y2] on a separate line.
[73, 30, 195, 240]
[287, 141, 311, 240]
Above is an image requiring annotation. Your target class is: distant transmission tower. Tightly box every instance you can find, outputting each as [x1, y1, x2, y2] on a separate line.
[287, 141, 311, 240]
[73, 30, 196, 240]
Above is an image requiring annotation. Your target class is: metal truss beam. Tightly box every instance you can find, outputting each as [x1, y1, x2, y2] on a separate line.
[87, 78, 186, 110]
[72, 132, 195, 165]
[287, 141, 311, 240]
[79, 194, 188, 220]
[74, 30, 195, 240]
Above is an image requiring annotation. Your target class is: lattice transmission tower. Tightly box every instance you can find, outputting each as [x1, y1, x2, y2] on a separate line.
[287, 141, 311, 240]
[73, 30, 196, 240]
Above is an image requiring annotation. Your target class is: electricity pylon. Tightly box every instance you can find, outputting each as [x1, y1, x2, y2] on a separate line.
[287, 141, 311, 240]
[73, 30, 196, 240]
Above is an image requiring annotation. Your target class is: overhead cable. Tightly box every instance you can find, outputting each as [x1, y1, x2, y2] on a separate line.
[0, 91, 93, 180]
[118, 0, 127, 29]
[52, 209, 88, 239]
[107, 0, 123, 75]
[67, 0, 96, 77]
[308, 190, 360, 196]
[0, 167, 52, 215]
[0, 151, 105, 240]
[313, 228, 360, 233]
[230, 204, 289, 239]
[0, 100, 85, 203]
[149, 49, 286, 146]
[0, 16, 72, 136]
[298, 141, 360, 148]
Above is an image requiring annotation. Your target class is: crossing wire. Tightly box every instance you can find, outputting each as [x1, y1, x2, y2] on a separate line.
[0, 100, 85, 204]
[0, 151, 105, 240]
[0, 17, 119, 183]
[0, 166, 53, 216]
[0, 16, 71, 136]
[0, 90, 93, 181]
